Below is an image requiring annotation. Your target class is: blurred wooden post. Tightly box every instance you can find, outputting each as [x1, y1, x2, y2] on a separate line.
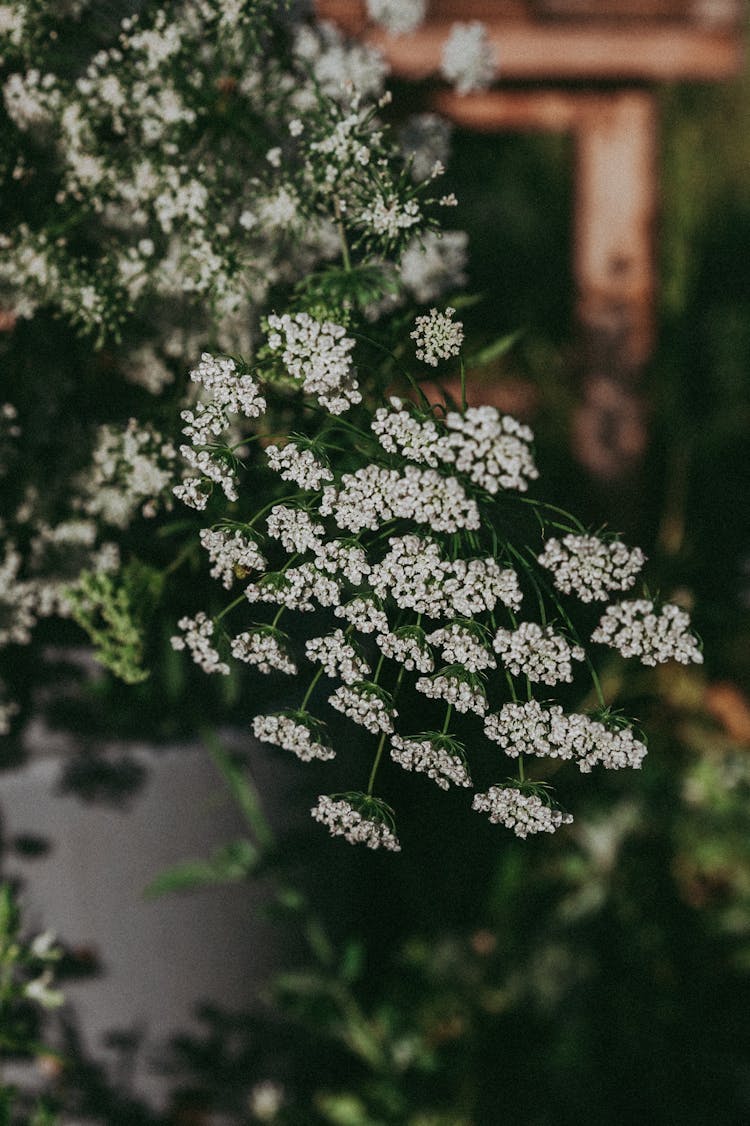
[573, 91, 658, 477]
[315, 0, 743, 478]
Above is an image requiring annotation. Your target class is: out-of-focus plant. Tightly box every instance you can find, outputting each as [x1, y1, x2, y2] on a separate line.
[0, 882, 63, 1125]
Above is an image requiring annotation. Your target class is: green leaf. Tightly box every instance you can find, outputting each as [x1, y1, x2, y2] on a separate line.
[202, 728, 274, 848]
[466, 327, 525, 368]
[144, 838, 259, 898]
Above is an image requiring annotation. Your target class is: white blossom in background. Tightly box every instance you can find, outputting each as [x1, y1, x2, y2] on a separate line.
[199, 528, 266, 589]
[390, 734, 471, 790]
[311, 795, 401, 851]
[231, 630, 297, 675]
[292, 22, 387, 104]
[266, 441, 333, 490]
[493, 622, 586, 685]
[253, 712, 335, 762]
[266, 313, 361, 414]
[440, 21, 497, 95]
[538, 534, 645, 602]
[80, 420, 176, 528]
[473, 787, 573, 838]
[249, 1080, 286, 1122]
[592, 599, 703, 666]
[411, 306, 464, 366]
[366, 0, 426, 36]
[170, 612, 229, 676]
[400, 113, 453, 183]
[305, 630, 371, 684]
[400, 229, 468, 304]
[328, 682, 397, 734]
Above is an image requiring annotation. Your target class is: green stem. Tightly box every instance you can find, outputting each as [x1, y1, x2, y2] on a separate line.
[442, 702, 453, 735]
[300, 666, 324, 712]
[518, 755, 525, 784]
[215, 593, 247, 623]
[367, 730, 388, 796]
[334, 197, 352, 272]
[460, 356, 467, 414]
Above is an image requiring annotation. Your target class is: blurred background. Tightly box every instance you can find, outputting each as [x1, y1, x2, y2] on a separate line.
[2, 2, 750, 1123]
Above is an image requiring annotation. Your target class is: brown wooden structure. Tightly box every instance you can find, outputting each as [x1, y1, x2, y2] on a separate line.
[315, 0, 744, 478]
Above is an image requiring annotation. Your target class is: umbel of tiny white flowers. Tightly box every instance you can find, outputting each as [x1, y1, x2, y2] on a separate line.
[169, 300, 703, 852]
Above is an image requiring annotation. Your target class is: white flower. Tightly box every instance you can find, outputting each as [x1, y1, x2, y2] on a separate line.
[493, 622, 585, 685]
[427, 623, 496, 672]
[266, 505, 324, 554]
[320, 463, 480, 534]
[484, 700, 648, 773]
[311, 794, 401, 851]
[358, 194, 421, 240]
[591, 599, 703, 666]
[189, 352, 266, 418]
[313, 539, 371, 585]
[328, 682, 397, 733]
[410, 306, 464, 367]
[377, 626, 434, 672]
[245, 563, 340, 613]
[538, 534, 645, 602]
[253, 712, 334, 762]
[370, 534, 521, 619]
[473, 786, 573, 838]
[305, 630, 370, 684]
[371, 401, 538, 494]
[265, 441, 333, 490]
[231, 630, 297, 675]
[170, 612, 229, 675]
[391, 734, 471, 789]
[199, 528, 266, 589]
[334, 597, 389, 635]
[366, 0, 426, 36]
[266, 312, 361, 414]
[441, 21, 497, 95]
[415, 667, 487, 715]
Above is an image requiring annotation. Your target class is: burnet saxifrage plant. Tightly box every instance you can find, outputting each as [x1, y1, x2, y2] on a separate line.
[166, 178, 702, 852]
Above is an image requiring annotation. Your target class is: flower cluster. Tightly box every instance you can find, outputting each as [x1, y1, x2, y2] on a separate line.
[371, 400, 539, 493]
[492, 622, 586, 686]
[592, 599, 703, 666]
[311, 794, 401, 851]
[390, 734, 471, 790]
[472, 786, 573, 839]
[538, 534, 645, 602]
[484, 700, 648, 773]
[253, 712, 334, 762]
[266, 313, 361, 415]
[170, 612, 229, 676]
[410, 306, 464, 367]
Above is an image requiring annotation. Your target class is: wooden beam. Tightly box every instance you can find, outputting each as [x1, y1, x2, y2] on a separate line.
[364, 22, 742, 82]
[314, 5, 743, 82]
